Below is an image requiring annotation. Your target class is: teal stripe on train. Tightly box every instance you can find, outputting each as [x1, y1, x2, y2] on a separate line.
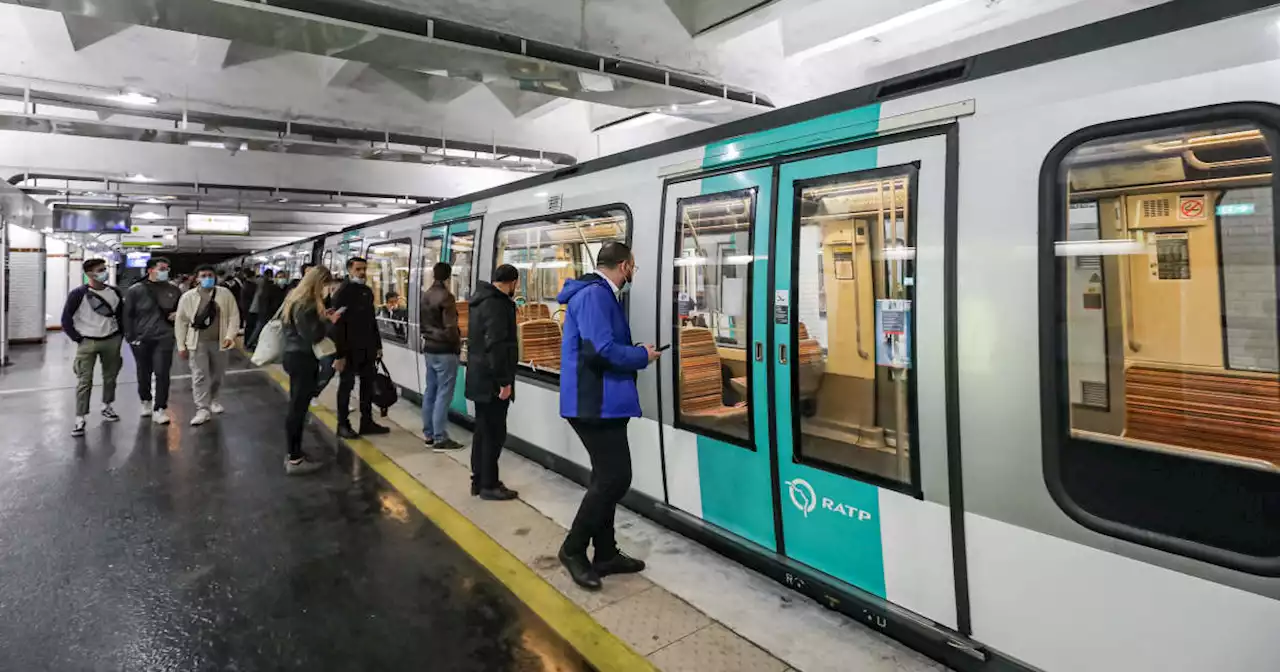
[432, 203, 473, 223]
[702, 103, 882, 170]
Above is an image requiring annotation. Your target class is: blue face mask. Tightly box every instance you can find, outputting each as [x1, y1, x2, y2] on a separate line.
[92, 271, 108, 284]
[155, 270, 170, 282]
[277, 277, 289, 287]
[200, 277, 216, 289]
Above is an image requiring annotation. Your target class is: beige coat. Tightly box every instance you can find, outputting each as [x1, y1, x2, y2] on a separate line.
[174, 286, 241, 352]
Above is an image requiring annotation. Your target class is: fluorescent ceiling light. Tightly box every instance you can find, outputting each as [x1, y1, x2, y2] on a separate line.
[127, 173, 153, 182]
[533, 192, 549, 198]
[135, 212, 165, 221]
[792, 0, 971, 62]
[696, 100, 717, 107]
[187, 140, 228, 149]
[107, 92, 158, 106]
[143, 198, 163, 204]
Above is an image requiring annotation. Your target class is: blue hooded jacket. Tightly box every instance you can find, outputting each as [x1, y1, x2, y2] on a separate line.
[557, 273, 649, 419]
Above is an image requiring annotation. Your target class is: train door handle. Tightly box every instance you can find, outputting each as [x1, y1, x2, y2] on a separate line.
[754, 342, 764, 362]
[778, 343, 789, 365]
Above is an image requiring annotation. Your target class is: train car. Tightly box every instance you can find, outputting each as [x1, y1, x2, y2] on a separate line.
[225, 2, 1280, 670]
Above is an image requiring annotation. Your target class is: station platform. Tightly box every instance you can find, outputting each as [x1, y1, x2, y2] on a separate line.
[0, 337, 946, 671]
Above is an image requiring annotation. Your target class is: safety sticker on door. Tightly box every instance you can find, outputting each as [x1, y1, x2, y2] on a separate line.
[875, 299, 911, 368]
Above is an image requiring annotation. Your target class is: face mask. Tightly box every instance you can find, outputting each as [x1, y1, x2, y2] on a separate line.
[92, 271, 108, 284]
[277, 278, 289, 287]
[155, 270, 169, 282]
[351, 276, 366, 285]
[200, 277, 216, 289]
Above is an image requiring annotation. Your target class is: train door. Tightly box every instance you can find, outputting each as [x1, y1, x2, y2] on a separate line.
[416, 215, 480, 415]
[660, 166, 778, 551]
[770, 132, 961, 628]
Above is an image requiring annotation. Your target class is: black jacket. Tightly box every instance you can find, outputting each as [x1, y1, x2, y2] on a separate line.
[331, 279, 382, 359]
[420, 281, 461, 354]
[122, 280, 181, 343]
[464, 282, 517, 403]
[238, 278, 258, 316]
[283, 301, 331, 354]
[254, 282, 286, 321]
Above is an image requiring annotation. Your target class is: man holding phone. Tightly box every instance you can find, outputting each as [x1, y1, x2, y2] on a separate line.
[555, 242, 662, 591]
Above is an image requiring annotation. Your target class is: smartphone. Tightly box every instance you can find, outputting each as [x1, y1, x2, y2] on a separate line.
[333, 306, 349, 315]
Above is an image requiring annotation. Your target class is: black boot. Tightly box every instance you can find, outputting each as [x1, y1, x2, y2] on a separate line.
[559, 547, 601, 591]
[479, 484, 518, 501]
[593, 551, 646, 577]
[337, 422, 359, 439]
[359, 418, 390, 435]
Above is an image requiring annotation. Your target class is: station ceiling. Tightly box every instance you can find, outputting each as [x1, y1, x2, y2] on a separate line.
[0, 0, 1170, 254]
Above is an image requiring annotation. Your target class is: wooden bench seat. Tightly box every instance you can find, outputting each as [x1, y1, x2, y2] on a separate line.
[679, 327, 747, 424]
[1124, 366, 1280, 465]
[518, 319, 562, 373]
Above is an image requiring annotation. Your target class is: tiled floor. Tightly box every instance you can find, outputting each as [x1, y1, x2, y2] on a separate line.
[307, 375, 947, 672]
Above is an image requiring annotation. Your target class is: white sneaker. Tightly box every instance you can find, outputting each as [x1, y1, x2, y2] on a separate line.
[190, 409, 212, 426]
[140, 400, 152, 417]
[210, 401, 225, 415]
[71, 417, 86, 437]
[152, 409, 170, 425]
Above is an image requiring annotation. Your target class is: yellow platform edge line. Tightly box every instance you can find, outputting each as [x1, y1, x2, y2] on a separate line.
[261, 366, 655, 672]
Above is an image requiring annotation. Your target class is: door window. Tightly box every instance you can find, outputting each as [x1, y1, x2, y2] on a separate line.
[366, 240, 412, 345]
[673, 189, 755, 444]
[448, 231, 475, 300]
[791, 168, 918, 487]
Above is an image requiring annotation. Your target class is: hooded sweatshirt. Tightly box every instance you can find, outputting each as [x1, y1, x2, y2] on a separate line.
[557, 273, 648, 419]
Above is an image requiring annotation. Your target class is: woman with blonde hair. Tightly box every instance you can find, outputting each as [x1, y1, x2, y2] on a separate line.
[281, 265, 342, 475]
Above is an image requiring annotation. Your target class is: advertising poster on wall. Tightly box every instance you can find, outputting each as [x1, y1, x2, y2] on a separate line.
[875, 299, 911, 369]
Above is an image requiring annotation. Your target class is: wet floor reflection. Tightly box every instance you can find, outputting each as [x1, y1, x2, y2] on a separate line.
[0, 348, 589, 671]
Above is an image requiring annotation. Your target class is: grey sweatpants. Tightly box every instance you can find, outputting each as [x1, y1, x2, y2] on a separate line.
[189, 339, 227, 410]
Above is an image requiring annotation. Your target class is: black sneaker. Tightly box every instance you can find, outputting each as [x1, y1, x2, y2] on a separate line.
[101, 406, 120, 422]
[559, 547, 602, 591]
[593, 551, 646, 577]
[337, 424, 359, 439]
[432, 438, 465, 453]
[359, 421, 390, 436]
[423, 436, 435, 448]
[478, 485, 519, 501]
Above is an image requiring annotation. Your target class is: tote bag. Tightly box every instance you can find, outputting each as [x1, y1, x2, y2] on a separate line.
[250, 305, 286, 366]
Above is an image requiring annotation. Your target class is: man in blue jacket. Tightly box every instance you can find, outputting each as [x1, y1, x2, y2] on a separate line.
[556, 242, 662, 590]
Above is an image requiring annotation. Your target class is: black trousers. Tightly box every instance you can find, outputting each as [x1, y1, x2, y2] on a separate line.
[243, 313, 258, 346]
[283, 351, 320, 460]
[471, 400, 510, 490]
[336, 350, 376, 426]
[564, 418, 632, 559]
[131, 337, 175, 410]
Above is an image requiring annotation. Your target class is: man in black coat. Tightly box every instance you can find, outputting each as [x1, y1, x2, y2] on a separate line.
[331, 256, 389, 438]
[121, 256, 182, 425]
[464, 264, 520, 501]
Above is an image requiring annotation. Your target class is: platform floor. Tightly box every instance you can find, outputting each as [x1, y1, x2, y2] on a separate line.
[0, 339, 587, 671]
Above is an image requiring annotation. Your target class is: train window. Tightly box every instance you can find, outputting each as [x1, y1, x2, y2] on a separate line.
[672, 189, 756, 446]
[792, 168, 918, 487]
[495, 207, 630, 376]
[366, 240, 412, 345]
[1047, 109, 1280, 572]
[448, 231, 475, 301]
[335, 239, 363, 279]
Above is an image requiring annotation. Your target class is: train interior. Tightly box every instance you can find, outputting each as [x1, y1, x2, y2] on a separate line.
[1060, 121, 1280, 469]
[495, 210, 630, 375]
[674, 171, 917, 485]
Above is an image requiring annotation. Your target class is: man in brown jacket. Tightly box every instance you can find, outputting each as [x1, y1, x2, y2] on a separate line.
[420, 262, 463, 450]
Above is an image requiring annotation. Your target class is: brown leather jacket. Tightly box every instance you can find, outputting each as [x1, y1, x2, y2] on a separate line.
[420, 281, 461, 354]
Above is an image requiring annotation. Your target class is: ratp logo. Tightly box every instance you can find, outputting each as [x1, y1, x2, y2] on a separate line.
[785, 478, 817, 517]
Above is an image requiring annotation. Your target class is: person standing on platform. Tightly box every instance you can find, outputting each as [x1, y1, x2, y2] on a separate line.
[281, 266, 342, 475]
[237, 268, 257, 336]
[464, 264, 520, 501]
[419, 262, 462, 451]
[555, 242, 662, 591]
[175, 265, 241, 427]
[121, 256, 182, 425]
[247, 269, 285, 350]
[61, 258, 125, 437]
[331, 257, 389, 439]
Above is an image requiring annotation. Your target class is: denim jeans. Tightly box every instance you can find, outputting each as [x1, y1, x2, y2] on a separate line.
[422, 353, 459, 441]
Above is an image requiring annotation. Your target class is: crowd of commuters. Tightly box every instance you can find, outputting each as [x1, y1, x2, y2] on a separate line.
[60, 245, 663, 592]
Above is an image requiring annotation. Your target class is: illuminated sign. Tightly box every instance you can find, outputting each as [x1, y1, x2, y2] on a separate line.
[1216, 203, 1256, 216]
[186, 212, 250, 235]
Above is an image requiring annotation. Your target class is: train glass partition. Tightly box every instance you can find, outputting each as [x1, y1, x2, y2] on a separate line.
[366, 240, 412, 345]
[420, 215, 482, 415]
[1048, 114, 1280, 573]
[494, 208, 630, 377]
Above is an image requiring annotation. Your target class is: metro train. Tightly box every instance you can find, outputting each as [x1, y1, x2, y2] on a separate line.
[223, 2, 1280, 670]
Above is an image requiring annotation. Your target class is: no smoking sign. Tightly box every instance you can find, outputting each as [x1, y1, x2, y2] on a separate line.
[1178, 194, 1206, 220]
